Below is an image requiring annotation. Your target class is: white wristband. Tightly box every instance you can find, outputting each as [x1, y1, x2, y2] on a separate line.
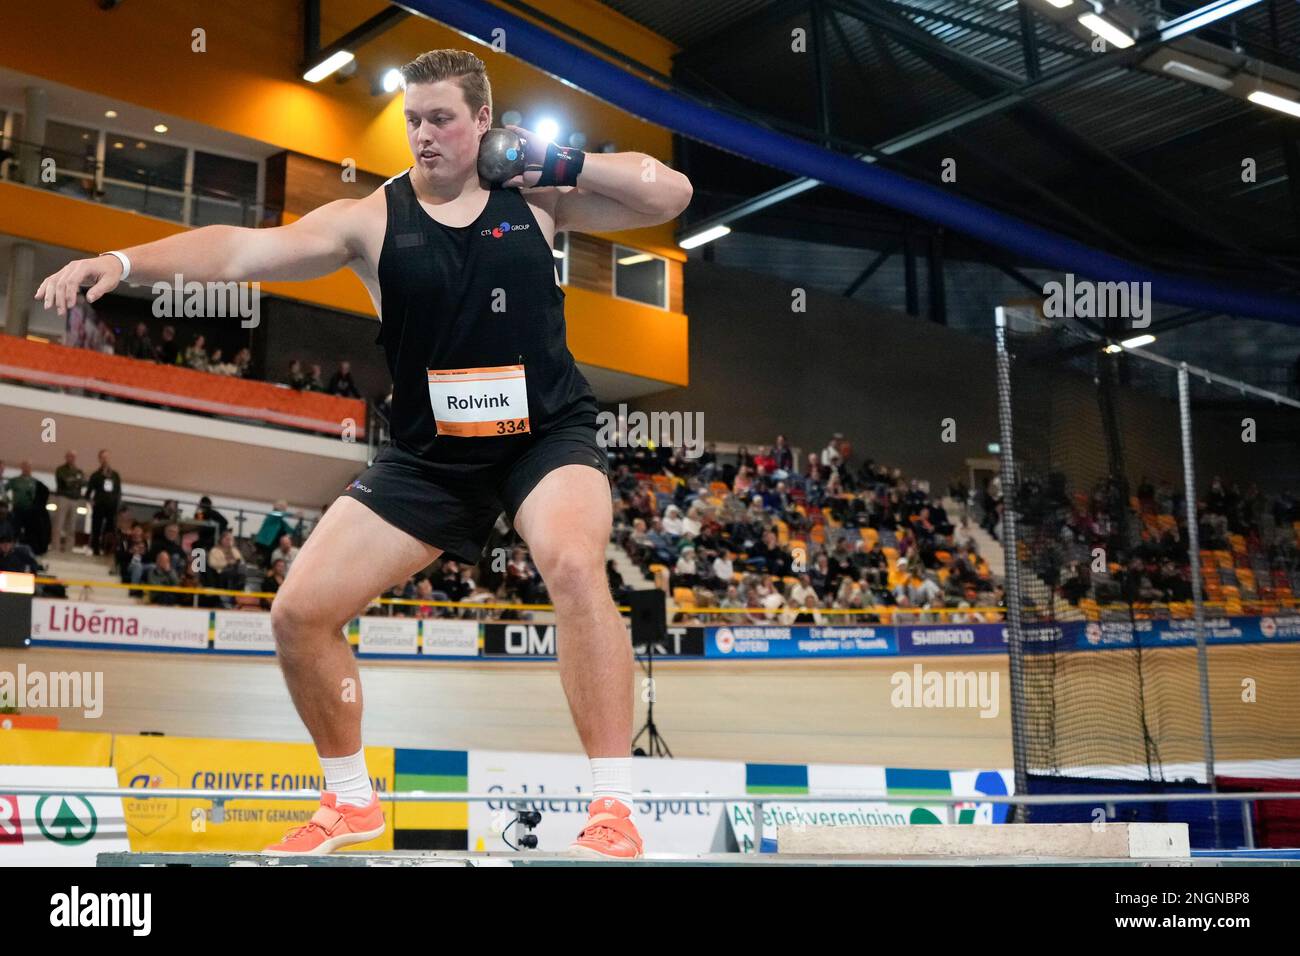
[102, 250, 131, 282]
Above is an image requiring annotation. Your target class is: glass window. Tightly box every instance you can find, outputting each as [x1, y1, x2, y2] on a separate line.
[613, 245, 667, 308]
[104, 133, 186, 191]
[103, 132, 186, 218]
[192, 150, 258, 227]
[42, 120, 99, 198]
[0, 111, 10, 180]
[100, 179, 184, 220]
[44, 120, 98, 173]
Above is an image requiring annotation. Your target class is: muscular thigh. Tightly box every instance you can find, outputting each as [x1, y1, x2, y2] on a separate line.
[513, 464, 611, 565]
[277, 496, 442, 624]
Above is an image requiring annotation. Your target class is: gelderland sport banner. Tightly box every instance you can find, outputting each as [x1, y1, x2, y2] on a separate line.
[468, 750, 743, 852]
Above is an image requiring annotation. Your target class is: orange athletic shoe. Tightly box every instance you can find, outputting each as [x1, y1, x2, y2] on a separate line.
[569, 798, 644, 859]
[264, 791, 385, 855]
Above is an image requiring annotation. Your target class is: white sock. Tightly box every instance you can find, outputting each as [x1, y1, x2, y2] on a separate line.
[590, 757, 634, 815]
[320, 748, 374, 807]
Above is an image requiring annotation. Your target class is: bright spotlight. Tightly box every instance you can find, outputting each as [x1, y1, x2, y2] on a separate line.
[535, 118, 560, 143]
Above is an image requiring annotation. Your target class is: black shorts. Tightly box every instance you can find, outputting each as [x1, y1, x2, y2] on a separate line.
[341, 420, 610, 564]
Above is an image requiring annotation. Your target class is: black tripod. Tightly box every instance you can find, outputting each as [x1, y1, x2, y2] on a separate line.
[627, 589, 672, 757]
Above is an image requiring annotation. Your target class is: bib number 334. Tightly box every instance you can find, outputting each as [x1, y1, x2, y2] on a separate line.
[427, 364, 531, 438]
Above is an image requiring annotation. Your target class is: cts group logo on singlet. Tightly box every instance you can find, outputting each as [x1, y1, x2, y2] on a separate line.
[347, 480, 372, 494]
[481, 220, 531, 239]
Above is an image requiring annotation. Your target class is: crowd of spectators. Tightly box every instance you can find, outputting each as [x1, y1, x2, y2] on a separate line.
[10, 432, 1298, 627]
[0, 433, 1017, 623]
[65, 298, 367, 401]
[282, 359, 361, 397]
[607, 433, 1005, 625]
[1017, 468, 1300, 614]
[109, 495, 308, 609]
[67, 297, 254, 378]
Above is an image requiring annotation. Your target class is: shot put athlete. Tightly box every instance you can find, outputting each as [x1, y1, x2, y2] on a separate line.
[35, 49, 692, 858]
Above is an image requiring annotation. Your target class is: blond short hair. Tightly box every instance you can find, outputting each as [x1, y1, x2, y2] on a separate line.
[398, 49, 492, 118]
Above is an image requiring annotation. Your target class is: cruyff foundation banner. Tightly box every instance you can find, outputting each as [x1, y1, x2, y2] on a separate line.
[112, 734, 395, 852]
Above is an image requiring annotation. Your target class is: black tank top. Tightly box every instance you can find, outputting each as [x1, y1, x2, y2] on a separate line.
[376, 171, 596, 463]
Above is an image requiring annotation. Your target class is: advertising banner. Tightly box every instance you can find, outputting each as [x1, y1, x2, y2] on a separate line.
[31, 599, 209, 650]
[213, 611, 276, 653]
[705, 624, 896, 658]
[1024, 614, 1300, 653]
[0, 729, 112, 767]
[112, 734, 394, 852]
[468, 749, 741, 853]
[0, 765, 130, 865]
[357, 616, 420, 656]
[416, 619, 479, 658]
[727, 765, 1016, 852]
[897, 623, 1008, 655]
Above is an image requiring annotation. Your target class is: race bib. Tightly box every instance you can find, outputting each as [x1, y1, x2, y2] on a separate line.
[427, 364, 531, 438]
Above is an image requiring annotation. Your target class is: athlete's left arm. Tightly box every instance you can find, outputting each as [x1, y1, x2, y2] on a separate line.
[546, 152, 693, 233]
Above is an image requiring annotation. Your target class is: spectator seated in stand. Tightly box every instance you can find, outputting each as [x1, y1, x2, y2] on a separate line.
[149, 521, 187, 570]
[123, 322, 155, 361]
[327, 361, 362, 398]
[269, 533, 300, 572]
[208, 530, 248, 599]
[0, 533, 42, 574]
[146, 550, 181, 606]
[154, 325, 181, 365]
[183, 334, 209, 372]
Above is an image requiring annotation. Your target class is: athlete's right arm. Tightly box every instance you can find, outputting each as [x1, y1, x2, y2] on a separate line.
[34, 199, 363, 316]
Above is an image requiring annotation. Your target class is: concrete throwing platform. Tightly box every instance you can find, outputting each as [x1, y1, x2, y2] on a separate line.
[777, 822, 1190, 859]
[97, 850, 1298, 867]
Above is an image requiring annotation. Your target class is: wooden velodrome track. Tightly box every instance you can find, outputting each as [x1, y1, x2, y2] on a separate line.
[4, 642, 1297, 768]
